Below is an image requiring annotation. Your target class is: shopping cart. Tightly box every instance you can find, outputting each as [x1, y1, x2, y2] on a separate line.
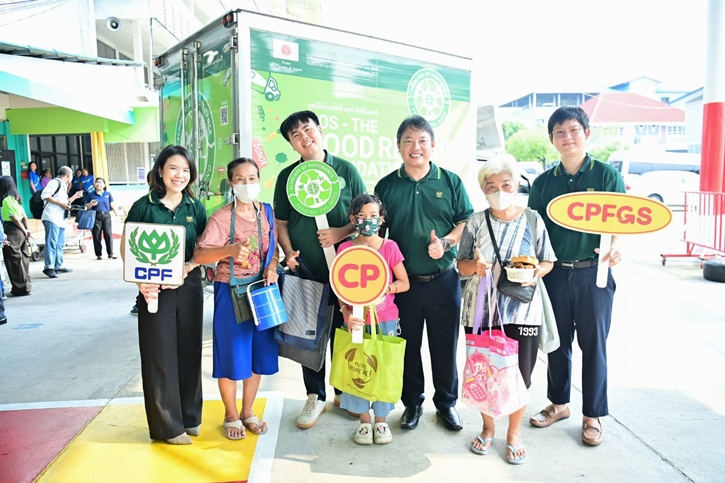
[32, 206, 91, 261]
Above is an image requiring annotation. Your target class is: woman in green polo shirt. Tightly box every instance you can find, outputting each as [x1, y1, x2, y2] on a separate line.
[124, 145, 207, 445]
[0, 175, 33, 296]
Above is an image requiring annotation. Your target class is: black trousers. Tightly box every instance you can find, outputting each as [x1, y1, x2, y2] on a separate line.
[92, 212, 113, 257]
[543, 265, 615, 418]
[395, 267, 461, 409]
[137, 267, 204, 440]
[2, 222, 31, 295]
[302, 290, 344, 401]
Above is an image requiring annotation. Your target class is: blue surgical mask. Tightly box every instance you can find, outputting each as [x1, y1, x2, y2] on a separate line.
[353, 217, 381, 237]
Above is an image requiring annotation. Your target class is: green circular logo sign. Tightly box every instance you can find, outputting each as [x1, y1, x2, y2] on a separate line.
[407, 68, 451, 128]
[286, 161, 341, 217]
[175, 92, 216, 189]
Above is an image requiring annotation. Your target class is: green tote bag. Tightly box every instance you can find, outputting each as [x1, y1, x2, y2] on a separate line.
[330, 309, 406, 404]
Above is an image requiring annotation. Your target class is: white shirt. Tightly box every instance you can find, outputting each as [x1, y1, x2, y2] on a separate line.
[41, 178, 68, 227]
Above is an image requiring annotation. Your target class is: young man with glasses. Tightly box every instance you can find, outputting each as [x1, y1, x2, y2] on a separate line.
[527, 106, 625, 446]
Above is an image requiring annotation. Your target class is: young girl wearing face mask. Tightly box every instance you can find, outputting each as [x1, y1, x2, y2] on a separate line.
[336, 193, 410, 445]
[194, 157, 280, 441]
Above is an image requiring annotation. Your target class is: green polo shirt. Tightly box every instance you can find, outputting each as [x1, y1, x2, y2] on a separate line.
[375, 162, 473, 276]
[125, 192, 208, 262]
[273, 151, 366, 282]
[528, 154, 625, 262]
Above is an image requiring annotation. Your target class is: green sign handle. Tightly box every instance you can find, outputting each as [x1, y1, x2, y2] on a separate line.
[315, 214, 336, 268]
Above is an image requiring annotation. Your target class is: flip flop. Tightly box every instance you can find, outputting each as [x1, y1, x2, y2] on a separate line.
[470, 435, 493, 455]
[507, 444, 528, 465]
[223, 419, 246, 440]
[242, 415, 268, 435]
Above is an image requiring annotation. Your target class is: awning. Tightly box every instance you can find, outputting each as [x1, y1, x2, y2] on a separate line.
[0, 54, 138, 124]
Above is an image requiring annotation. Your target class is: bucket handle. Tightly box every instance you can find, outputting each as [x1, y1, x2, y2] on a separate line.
[246, 279, 268, 326]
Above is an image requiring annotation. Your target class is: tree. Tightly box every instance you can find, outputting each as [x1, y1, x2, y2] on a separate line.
[502, 120, 526, 141]
[505, 129, 559, 165]
[589, 141, 628, 163]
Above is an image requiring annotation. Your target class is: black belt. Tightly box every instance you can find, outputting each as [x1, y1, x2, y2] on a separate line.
[555, 259, 597, 269]
[410, 265, 453, 282]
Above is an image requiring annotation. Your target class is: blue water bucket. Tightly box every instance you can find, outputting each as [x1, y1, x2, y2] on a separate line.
[247, 280, 289, 331]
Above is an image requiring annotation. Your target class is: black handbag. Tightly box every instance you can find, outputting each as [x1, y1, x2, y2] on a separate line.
[229, 203, 264, 323]
[484, 209, 536, 304]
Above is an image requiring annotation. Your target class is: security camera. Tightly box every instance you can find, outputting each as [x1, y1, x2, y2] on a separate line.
[106, 17, 121, 31]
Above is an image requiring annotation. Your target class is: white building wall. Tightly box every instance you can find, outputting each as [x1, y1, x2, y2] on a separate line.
[685, 99, 704, 153]
[0, 0, 95, 55]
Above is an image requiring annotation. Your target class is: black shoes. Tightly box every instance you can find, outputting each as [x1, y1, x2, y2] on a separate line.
[42, 268, 57, 278]
[55, 267, 73, 273]
[130, 303, 139, 316]
[436, 406, 463, 431]
[400, 405, 423, 429]
[0, 316, 7, 325]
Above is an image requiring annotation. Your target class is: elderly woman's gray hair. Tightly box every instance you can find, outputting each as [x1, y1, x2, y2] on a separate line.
[477, 153, 522, 189]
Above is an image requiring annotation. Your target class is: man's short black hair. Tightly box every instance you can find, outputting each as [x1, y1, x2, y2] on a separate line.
[396, 115, 435, 144]
[279, 110, 321, 142]
[547, 106, 590, 134]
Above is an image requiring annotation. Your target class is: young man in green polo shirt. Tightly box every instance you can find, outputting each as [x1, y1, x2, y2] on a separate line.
[527, 106, 625, 446]
[275, 110, 366, 429]
[375, 115, 474, 432]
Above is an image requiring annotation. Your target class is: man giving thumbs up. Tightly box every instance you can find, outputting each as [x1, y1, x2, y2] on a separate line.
[375, 115, 473, 432]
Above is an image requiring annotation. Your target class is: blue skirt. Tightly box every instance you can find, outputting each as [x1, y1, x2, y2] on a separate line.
[212, 281, 279, 380]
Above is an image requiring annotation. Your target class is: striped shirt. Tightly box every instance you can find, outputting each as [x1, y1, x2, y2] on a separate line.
[457, 208, 556, 328]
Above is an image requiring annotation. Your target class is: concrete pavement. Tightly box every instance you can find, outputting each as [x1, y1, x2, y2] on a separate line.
[0, 213, 723, 483]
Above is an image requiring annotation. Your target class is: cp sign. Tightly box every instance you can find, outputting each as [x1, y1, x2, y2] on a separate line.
[330, 245, 389, 306]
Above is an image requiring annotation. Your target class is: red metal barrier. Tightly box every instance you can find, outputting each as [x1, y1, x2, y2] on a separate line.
[661, 191, 725, 265]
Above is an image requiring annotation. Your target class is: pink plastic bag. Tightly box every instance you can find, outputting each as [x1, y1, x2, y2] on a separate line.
[462, 271, 530, 418]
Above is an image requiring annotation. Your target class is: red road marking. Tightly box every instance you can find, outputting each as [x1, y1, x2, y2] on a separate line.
[0, 406, 102, 483]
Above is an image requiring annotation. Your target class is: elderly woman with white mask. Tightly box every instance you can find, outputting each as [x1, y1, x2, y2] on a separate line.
[194, 157, 280, 441]
[457, 153, 556, 465]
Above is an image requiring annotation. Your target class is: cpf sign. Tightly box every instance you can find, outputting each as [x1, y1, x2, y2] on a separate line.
[123, 222, 187, 313]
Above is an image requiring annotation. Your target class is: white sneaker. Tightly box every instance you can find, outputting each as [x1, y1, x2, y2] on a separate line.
[297, 394, 326, 429]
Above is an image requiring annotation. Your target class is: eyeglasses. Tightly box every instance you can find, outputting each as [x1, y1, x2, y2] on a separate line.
[552, 127, 583, 139]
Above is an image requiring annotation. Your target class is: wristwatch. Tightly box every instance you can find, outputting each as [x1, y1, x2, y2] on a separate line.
[441, 238, 451, 252]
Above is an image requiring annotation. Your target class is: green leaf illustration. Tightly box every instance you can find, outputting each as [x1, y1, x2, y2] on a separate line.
[352, 378, 366, 389]
[155, 231, 180, 266]
[128, 228, 151, 264]
[344, 348, 357, 362]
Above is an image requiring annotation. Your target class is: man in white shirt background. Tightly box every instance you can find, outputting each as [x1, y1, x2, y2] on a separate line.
[40, 166, 84, 278]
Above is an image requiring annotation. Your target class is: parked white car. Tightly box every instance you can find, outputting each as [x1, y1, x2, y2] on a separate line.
[625, 170, 700, 206]
[517, 161, 544, 194]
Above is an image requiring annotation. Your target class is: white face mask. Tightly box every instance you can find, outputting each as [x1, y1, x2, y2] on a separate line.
[486, 190, 517, 211]
[233, 183, 261, 203]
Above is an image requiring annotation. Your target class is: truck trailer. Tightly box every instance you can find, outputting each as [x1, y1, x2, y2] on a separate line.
[154, 9, 476, 214]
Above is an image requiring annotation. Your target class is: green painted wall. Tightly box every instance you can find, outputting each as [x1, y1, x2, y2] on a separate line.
[6, 108, 110, 134]
[5, 106, 159, 143]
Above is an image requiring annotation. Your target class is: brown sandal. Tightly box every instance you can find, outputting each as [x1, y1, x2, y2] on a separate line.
[529, 404, 571, 428]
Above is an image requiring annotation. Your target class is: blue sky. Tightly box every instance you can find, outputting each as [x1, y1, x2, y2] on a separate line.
[324, 0, 708, 105]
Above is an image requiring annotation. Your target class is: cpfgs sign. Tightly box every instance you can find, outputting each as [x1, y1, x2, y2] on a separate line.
[123, 222, 187, 286]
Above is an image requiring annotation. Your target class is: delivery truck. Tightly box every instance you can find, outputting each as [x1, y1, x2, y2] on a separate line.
[154, 9, 477, 214]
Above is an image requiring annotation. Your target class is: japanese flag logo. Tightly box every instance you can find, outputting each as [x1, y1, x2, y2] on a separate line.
[273, 39, 299, 62]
